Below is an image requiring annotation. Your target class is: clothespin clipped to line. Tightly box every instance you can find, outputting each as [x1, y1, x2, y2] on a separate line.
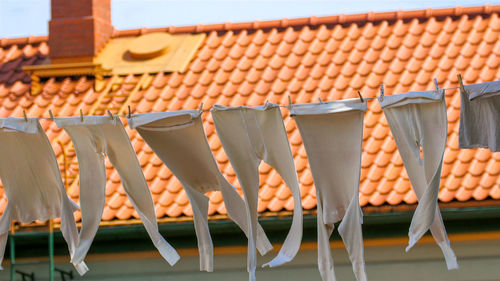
[107, 110, 114, 120]
[318, 98, 323, 104]
[128, 106, 132, 119]
[287, 95, 292, 110]
[357, 90, 364, 102]
[23, 110, 28, 122]
[48, 109, 54, 121]
[80, 109, 84, 122]
[434, 78, 439, 94]
[199, 102, 204, 112]
[379, 84, 385, 101]
[457, 74, 466, 94]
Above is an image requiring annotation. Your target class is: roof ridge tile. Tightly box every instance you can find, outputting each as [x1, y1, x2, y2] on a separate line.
[2, 5, 497, 48]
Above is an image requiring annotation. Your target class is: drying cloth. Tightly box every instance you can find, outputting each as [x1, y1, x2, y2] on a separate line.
[0, 117, 88, 274]
[211, 103, 303, 281]
[290, 99, 368, 281]
[459, 80, 500, 152]
[55, 116, 179, 274]
[379, 90, 458, 270]
[128, 111, 272, 272]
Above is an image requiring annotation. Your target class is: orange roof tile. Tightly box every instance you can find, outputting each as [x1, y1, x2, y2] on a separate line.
[0, 5, 499, 221]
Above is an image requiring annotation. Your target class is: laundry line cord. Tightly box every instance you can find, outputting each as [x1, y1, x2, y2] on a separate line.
[28, 86, 462, 120]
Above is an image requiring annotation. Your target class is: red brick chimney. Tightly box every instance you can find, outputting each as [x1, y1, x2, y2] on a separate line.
[48, 0, 113, 64]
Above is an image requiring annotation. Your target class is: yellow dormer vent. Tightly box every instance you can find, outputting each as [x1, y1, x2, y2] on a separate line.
[94, 32, 206, 75]
[128, 32, 171, 59]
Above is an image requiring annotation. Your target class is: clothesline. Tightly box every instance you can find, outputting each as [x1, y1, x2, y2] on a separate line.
[30, 85, 462, 120]
[0, 78, 496, 280]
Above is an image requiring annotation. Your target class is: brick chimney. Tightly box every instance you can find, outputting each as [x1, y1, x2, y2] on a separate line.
[48, 0, 113, 64]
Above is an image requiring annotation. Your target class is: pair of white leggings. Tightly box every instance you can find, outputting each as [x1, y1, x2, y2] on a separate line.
[380, 90, 458, 270]
[54, 116, 179, 274]
[459, 80, 500, 152]
[0, 118, 87, 274]
[291, 99, 368, 281]
[127, 111, 272, 272]
[211, 103, 303, 281]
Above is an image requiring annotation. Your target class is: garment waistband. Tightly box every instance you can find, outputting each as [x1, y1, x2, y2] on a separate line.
[211, 102, 278, 112]
[54, 115, 119, 127]
[290, 98, 367, 116]
[127, 110, 201, 129]
[0, 117, 40, 134]
[379, 89, 444, 108]
[464, 81, 500, 100]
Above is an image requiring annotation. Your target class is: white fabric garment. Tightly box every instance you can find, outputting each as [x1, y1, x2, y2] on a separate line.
[0, 117, 88, 274]
[290, 99, 368, 281]
[379, 90, 458, 270]
[54, 116, 179, 274]
[459, 80, 500, 152]
[211, 103, 303, 281]
[127, 110, 273, 272]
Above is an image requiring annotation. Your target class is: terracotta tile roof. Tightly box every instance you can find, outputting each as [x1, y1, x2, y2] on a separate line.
[0, 5, 499, 222]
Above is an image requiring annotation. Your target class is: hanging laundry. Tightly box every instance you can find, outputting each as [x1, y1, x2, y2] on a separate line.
[290, 99, 368, 281]
[0, 117, 88, 274]
[54, 116, 179, 274]
[211, 103, 303, 281]
[127, 110, 273, 272]
[459, 80, 500, 152]
[379, 90, 458, 270]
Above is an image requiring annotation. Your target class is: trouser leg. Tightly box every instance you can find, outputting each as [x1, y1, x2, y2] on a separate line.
[219, 178, 273, 255]
[104, 123, 180, 266]
[183, 184, 213, 271]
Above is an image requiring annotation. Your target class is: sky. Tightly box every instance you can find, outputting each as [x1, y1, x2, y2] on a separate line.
[0, 0, 498, 38]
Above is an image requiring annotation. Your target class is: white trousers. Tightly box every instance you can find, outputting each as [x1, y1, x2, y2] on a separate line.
[0, 118, 87, 274]
[55, 116, 179, 274]
[128, 111, 272, 272]
[380, 90, 458, 270]
[211, 103, 303, 281]
[459, 80, 500, 152]
[291, 99, 368, 281]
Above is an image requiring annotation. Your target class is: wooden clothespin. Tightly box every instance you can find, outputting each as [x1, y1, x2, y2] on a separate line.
[48, 109, 54, 121]
[357, 90, 364, 102]
[379, 84, 385, 101]
[457, 74, 466, 93]
[80, 109, 84, 122]
[199, 102, 204, 112]
[433, 78, 439, 94]
[107, 110, 114, 120]
[128, 105, 132, 119]
[23, 110, 28, 122]
[288, 95, 292, 110]
[318, 98, 323, 104]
